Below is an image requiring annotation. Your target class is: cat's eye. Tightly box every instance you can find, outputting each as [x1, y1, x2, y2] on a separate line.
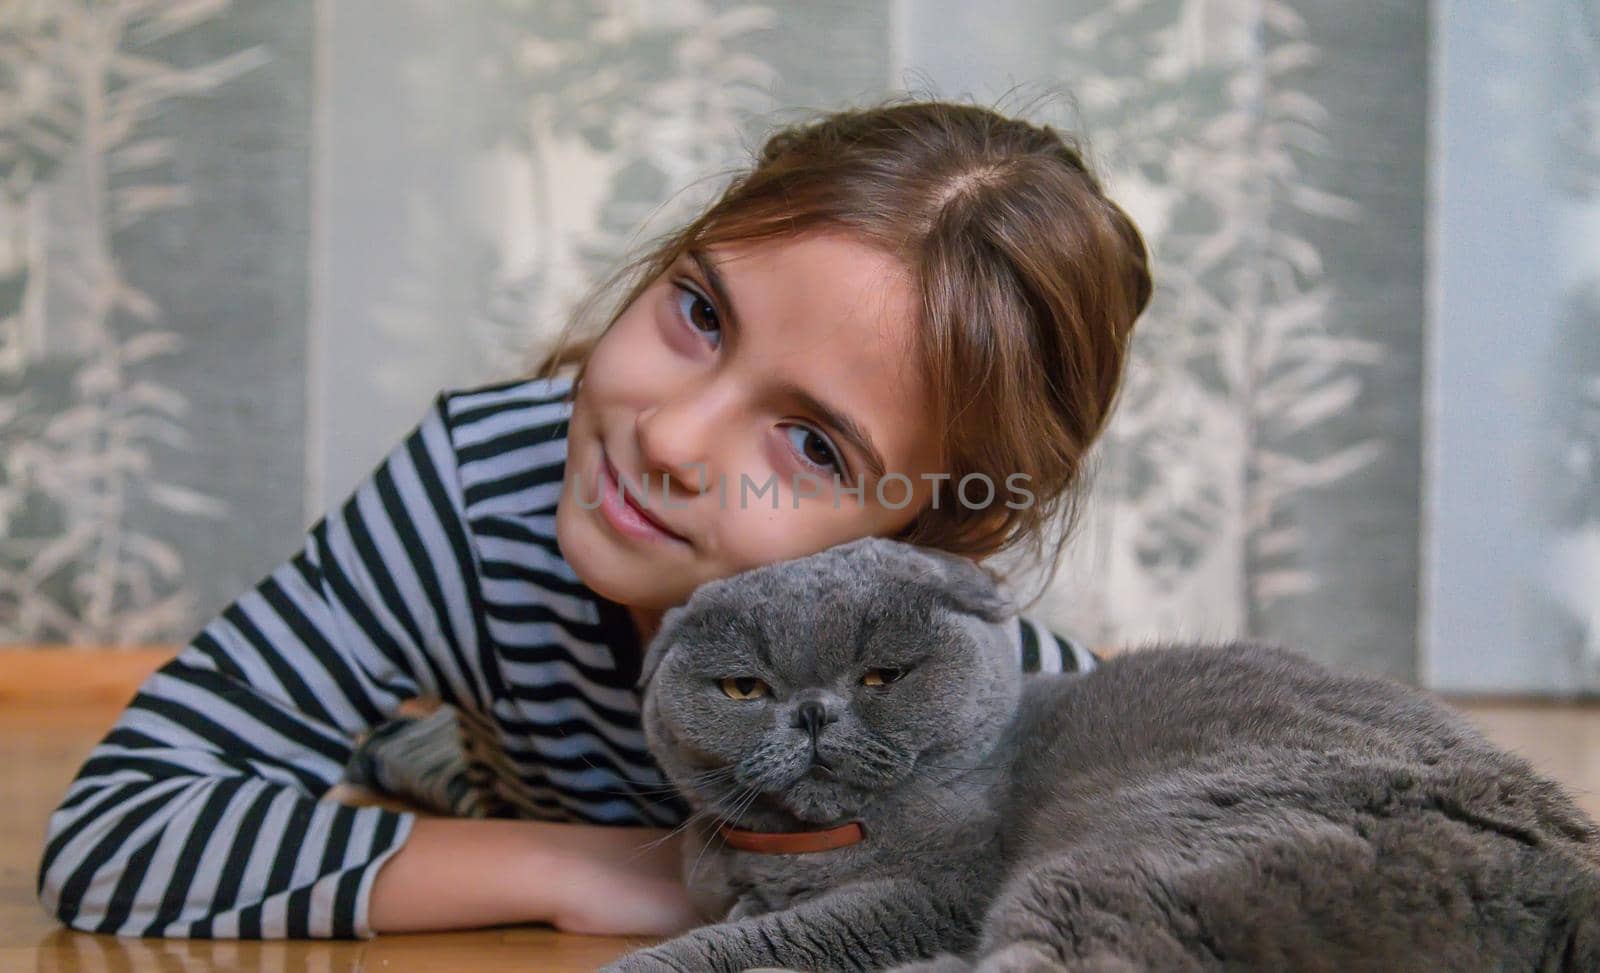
[861, 667, 905, 688]
[720, 677, 770, 700]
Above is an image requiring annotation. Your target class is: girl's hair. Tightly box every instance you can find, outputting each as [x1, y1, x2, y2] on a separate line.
[527, 96, 1153, 593]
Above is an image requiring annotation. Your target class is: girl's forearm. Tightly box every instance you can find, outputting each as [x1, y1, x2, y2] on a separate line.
[368, 815, 696, 936]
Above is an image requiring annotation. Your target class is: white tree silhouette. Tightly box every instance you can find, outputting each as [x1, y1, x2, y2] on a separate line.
[1548, 2, 1600, 675]
[1025, 0, 1383, 646]
[0, 1, 265, 644]
[368, 0, 781, 399]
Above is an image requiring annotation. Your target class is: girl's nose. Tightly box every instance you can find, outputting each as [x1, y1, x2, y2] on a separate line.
[635, 392, 727, 495]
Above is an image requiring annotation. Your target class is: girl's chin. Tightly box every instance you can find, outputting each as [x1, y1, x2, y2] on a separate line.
[561, 520, 695, 608]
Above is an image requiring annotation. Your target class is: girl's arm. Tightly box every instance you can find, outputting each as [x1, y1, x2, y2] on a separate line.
[1014, 613, 1100, 674]
[36, 397, 457, 937]
[367, 816, 700, 936]
[36, 392, 695, 939]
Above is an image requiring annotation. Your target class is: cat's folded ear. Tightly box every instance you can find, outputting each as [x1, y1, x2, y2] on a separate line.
[636, 603, 691, 692]
[846, 536, 1015, 623]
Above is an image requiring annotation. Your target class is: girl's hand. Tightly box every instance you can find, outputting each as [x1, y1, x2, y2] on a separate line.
[369, 816, 701, 936]
[547, 825, 704, 937]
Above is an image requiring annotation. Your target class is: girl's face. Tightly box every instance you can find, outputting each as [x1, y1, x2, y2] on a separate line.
[555, 231, 944, 611]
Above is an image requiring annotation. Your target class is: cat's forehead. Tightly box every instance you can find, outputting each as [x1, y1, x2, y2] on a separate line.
[671, 536, 993, 648]
[703, 547, 869, 604]
[680, 569, 947, 671]
[691, 578, 881, 641]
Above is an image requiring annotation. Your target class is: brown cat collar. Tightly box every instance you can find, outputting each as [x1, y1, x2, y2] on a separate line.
[714, 819, 867, 854]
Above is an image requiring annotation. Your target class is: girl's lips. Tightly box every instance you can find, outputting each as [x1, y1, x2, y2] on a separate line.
[597, 446, 690, 545]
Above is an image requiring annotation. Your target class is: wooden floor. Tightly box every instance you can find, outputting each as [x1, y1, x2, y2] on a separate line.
[3, 662, 1598, 971]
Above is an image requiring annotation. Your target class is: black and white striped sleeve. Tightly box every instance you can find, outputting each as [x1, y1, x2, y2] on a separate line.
[36, 391, 491, 939]
[1012, 614, 1100, 675]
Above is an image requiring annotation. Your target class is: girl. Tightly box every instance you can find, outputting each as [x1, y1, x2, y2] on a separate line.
[36, 98, 1152, 940]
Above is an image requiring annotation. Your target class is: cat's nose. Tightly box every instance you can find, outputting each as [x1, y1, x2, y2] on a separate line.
[793, 700, 835, 738]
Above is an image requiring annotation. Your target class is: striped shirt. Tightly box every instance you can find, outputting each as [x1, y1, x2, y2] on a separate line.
[36, 373, 1098, 940]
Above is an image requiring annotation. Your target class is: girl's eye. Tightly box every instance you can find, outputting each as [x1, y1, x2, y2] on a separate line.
[672, 283, 721, 348]
[720, 676, 770, 700]
[861, 667, 905, 688]
[783, 424, 845, 477]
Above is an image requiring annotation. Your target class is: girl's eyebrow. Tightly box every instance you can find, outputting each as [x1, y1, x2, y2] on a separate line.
[687, 248, 890, 482]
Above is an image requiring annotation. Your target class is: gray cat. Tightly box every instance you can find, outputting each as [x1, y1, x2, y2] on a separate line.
[602, 537, 1600, 972]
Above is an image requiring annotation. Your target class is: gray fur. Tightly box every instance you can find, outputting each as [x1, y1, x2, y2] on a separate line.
[601, 537, 1600, 972]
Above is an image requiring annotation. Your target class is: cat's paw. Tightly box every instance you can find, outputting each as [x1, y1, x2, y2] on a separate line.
[972, 942, 1094, 972]
[725, 895, 769, 922]
[596, 949, 678, 973]
[883, 955, 973, 973]
[601, 953, 804, 973]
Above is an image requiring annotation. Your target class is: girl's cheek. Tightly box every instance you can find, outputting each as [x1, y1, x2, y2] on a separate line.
[590, 306, 686, 404]
[757, 431, 792, 486]
[715, 504, 806, 574]
[721, 465, 860, 564]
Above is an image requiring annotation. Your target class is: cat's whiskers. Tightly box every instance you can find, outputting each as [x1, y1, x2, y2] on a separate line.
[614, 770, 751, 867]
[571, 750, 735, 798]
[687, 779, 766, 883]
[898, 774, 972, 832]
[622, 802, 723, 864]
[912, 751, 1008, 780]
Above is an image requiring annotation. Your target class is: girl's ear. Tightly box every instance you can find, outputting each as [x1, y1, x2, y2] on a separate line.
[635, 603, 691, 692]
[850, 536, 1015, 623]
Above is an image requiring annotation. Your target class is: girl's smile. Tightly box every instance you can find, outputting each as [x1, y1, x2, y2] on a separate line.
[595, 441, 694, 546]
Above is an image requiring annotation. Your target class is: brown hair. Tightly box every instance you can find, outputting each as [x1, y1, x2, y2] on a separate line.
[526, 96, 1152, 594]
